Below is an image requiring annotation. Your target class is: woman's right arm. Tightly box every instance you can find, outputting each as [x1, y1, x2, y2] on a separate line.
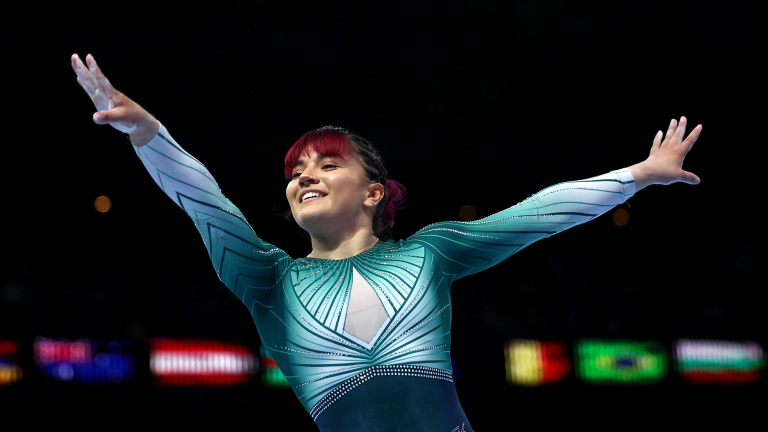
[72, 54, 292, 317]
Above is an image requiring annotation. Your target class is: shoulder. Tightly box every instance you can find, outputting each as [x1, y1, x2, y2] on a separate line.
[374, 238, 426, 259]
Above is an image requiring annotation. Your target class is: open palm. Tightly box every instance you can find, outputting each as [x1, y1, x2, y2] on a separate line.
[644, 117, 702, 186]
[71, 54, 151, 135]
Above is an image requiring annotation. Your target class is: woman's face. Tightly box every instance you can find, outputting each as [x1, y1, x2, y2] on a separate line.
[286, 149, 380, 236]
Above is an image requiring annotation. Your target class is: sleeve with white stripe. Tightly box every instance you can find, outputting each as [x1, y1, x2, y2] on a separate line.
[406, 169, 635, 280]
[134, 123, 292, 323]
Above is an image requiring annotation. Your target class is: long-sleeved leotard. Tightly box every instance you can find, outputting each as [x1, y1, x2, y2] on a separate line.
[135, 124, 635, 432]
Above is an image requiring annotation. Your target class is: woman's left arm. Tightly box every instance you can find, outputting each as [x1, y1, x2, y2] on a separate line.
[406, 116, 702, 279]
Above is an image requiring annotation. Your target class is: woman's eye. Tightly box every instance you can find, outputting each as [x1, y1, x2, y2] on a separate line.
[291, 164, 335, 180]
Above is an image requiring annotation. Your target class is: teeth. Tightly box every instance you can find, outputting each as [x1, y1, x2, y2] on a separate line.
[302, 192, 321, 202]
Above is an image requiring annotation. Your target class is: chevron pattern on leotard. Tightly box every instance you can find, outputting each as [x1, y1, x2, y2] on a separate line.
[135, 123, 635, 418]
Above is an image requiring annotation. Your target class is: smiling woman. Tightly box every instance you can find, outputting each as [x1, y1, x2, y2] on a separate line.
[284, 127, 407, 251]
[72, 52, 702, 432]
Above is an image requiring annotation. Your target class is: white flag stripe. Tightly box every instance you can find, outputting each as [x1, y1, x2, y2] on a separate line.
[150, 351, 254, 375]
[676, 340, 764, 362]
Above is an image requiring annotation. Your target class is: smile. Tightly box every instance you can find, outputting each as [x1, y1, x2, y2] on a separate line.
[301, 191, 328, 203]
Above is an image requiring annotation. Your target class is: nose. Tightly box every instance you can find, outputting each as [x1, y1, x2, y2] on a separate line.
[298, 171, 319, 188]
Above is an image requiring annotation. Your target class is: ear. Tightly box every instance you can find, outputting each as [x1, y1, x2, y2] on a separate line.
[363, 183, 385, 208]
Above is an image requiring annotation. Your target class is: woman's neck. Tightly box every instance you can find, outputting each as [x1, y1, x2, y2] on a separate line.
[307, 226, 380, 260]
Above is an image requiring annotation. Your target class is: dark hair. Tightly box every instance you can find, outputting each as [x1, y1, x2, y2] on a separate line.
[283, 127, 406, 239]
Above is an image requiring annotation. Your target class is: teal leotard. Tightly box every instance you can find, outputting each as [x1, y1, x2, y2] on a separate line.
[136, 124, 635, 431]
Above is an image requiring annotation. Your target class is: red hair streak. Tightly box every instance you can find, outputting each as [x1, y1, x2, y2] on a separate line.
[284, 127, 350, 180]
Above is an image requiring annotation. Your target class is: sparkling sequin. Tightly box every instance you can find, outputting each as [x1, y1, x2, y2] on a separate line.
[372, 260, 419, 277]
[415, 227, 498, 239]
[295, 364, 362, 388]
[358, 263, 410, 299]
[382, 270, 434, 337]
[450, 423, 466, 432]
[318, 273, 346, 317]
[307, 271, 336, 295]
[391, 304, 450, 342]
[275, 345, 352, 357]
[310, 364, 454, 420]
[285, 299, 359, 348]
[295, 269, 323, 286]
[390, 343, 447, 356]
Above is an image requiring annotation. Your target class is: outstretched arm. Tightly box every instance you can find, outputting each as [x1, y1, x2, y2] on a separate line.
[71, 53, 292, 324]
[407, 117, 702, 279]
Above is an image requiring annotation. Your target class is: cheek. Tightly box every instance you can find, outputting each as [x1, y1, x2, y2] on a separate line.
[329, 178, 361, 204]
[343, 189, 371, 214]
[286, 183, 295, 201]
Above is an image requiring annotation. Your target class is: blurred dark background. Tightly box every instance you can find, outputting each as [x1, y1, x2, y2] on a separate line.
[2, 0, 764, 428]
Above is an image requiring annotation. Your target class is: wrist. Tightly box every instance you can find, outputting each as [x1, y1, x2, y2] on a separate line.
[129, 118, 160, 147]
[628, 161, 655, 192]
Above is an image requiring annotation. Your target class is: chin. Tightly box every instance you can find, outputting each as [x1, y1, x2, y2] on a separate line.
[295, 209, 335, 232]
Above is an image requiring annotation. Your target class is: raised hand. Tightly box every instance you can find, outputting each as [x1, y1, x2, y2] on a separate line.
[71, 54, 159, 146]
[629, 117, 702, 191]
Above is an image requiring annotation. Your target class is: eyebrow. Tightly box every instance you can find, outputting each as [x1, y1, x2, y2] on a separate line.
[292, 153, 335, 170]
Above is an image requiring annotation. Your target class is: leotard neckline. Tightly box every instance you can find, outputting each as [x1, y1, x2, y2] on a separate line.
[300, 239, 391, 262]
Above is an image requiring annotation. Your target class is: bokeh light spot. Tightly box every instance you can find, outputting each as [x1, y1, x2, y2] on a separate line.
[94, 196, 112, 213]
[613, 208, 629, 226]
[459, 205, 477, 221]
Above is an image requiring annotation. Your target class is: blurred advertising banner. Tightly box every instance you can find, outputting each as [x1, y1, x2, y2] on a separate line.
[34, 337, 133, 384]
[149, 338, 256, 386]
[674, 340, 765, 384]
[0, 339, 22, 386]
[576, 339, 667, 384]
[505, 340, 570, 386]
[260, 344, 290, 387]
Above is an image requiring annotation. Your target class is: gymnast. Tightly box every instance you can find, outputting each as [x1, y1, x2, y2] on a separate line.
[72, 53, 702, 432]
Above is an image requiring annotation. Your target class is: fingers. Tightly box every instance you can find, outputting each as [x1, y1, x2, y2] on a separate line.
[680, 170, 701, 185]
[662, 116, 696, 148]
[73, 54, 95, 91]
[86, 54, 117, 99]
[673, 116, 687, 145]
[649, 130, 662, 156]
[93, 106, 139, 133]
[72, 53, 110, 111]
[93, 106, 125, 125]
[93, 111, 107, 124]
[73, 54, 99, 100]
[661, 118, 676, 147]
[682, 124, 703, 151]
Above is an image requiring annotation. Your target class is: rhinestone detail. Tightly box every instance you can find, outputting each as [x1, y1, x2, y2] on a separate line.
[285, 299, 359, 348]
[450, 422, 466, 432]
[382, 270, 434, 337]
[391, 304, 450, 342]
[414, 228, 498, 239]
[309, 364, 454, 420]
[295, 269, 322, 286]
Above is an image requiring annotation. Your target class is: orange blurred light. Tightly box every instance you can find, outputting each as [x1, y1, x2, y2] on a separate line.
[459, 205, 477, 221]
[94, 196, 112, 213]
[0, 339, 22, 385]
[612, 208, 629, 226]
